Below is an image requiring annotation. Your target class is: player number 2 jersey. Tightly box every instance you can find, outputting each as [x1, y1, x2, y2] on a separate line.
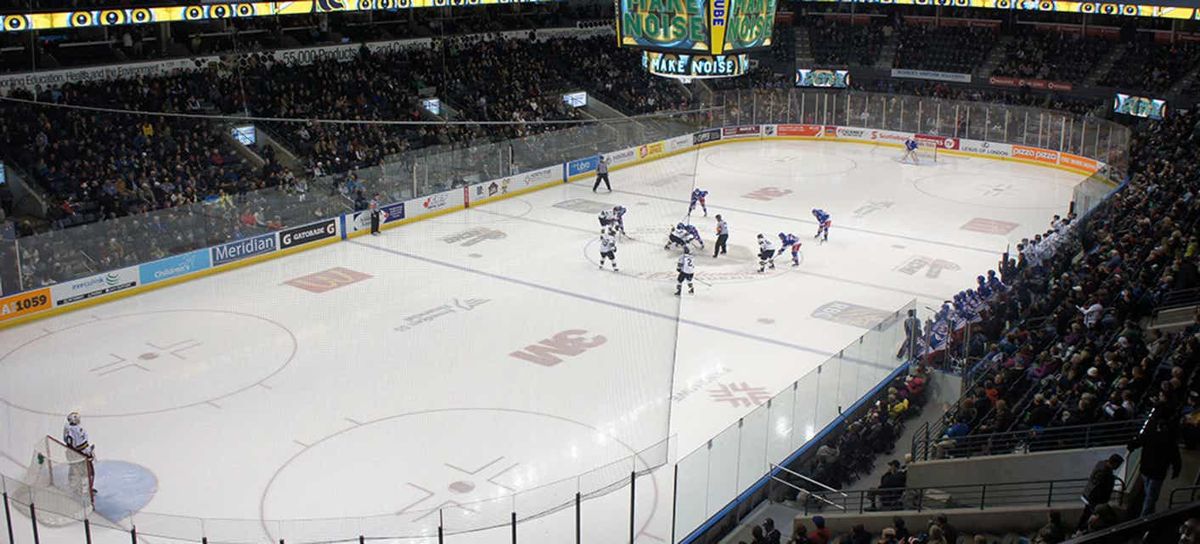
[677, 254, 695, 273]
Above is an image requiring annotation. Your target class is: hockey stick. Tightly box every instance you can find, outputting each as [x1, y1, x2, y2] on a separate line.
[693, 276, 714, 287]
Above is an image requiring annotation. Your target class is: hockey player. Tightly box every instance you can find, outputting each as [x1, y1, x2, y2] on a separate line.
[665, 223, 693, 251]
[812, 208, 831, 243]
[612, 205, 628, 236]
[598, 228, 619, 272]
[63, 411, 95, 499]
[684, 223, 704, 249]
[598, 207, 616, 229]
[778, 232, 802, 267]
[902, 137, 920, 164]
[757, 234, 776, 273]
[689, 189, 709, 217]
[675, 246, 695, 296]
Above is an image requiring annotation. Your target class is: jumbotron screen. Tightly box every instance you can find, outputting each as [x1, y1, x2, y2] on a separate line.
[616, 0, 778, 54]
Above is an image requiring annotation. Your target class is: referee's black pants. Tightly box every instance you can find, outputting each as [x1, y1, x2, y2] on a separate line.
[593, 173, 611, 192]
[713, 234, 728, 257]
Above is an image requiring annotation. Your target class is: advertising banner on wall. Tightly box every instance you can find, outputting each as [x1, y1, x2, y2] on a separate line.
[139, 249, 212, 285]
[664, 134, 692, 152]
[722, 125, 761, 139]
[52, 266, 138, 307]
[693, 129, 722, 145]
[774, 124, 823, 137]
[280, 219, 338, 250]
[958, 139, 1013, 158]
[211, 232, 277, 266]
[989, 75, 1073, 92]
[604, 147, 638, 167]
[1058, 153, 1100, 173]
[914, 134, 959, 150]
[891, 68, 972, 84]
[567, 155, 601, 177]
[637, 141, 666, 160]
[1011, 144, 1061, 165]
[406, 187, 465, 220]
[0, 288, 51, 323]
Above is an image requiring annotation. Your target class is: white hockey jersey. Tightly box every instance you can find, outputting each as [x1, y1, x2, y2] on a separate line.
[63, 423, 92, 455]
[600, 233, 617, 253]
[599, 210, 616, 223]
[758, 238, 776, 252]
[672, 226, 691, 241]
[677, 254, 695, 274]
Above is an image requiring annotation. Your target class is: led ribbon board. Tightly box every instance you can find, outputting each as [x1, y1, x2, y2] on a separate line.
[793, 0, 1199, 21]
[1, 0, 557, 32]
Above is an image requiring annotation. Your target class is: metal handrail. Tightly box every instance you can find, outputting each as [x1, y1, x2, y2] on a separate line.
[1169, 485, 1200, 508]
[913, 419, 1145, 462]
[770, 477, 847, 511]
[770, 463, 848, 497]
[797, 477, 1124, 516]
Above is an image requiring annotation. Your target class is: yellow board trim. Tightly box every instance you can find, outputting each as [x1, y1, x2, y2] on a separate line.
[0, 133, 1114, 330]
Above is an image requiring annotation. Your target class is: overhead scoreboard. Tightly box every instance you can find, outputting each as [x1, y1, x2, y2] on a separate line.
[792, 0, 1199, 20]
[617, 0, 777, 79]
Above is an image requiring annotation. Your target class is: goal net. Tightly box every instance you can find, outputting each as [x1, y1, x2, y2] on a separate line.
[9, 436, 94, 526]
[909, 139, 940, 163]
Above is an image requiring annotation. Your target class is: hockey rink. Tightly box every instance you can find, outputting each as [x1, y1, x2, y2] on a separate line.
[0, 140, 1087, 544]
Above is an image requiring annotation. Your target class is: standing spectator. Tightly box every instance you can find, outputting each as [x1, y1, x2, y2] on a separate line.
[592, 155, 611, 192]
[713, 214, 729, 258]
[1077, 298, 1104, 329]
[898, 309, 922, 359]
[869, 460, 907, 509]
[1128, 406, 1183, 516]
[1077, 454, 1123, 531]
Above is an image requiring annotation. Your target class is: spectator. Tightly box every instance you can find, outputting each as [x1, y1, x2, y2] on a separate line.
[1127, 405, 1183, 516]
[869, 460, 907, 510]
[788, 520, 811, 544]
[808, 516, 831, 544]
[931, 514, 959, 544]
[1077, 454, 1123, 531]
[761, 518, 781, 544]
[845, 524, 870, 544]
[927, 524, 948, 544]
[1035, 511, 1068, 544]
[892, 517, 909, 541]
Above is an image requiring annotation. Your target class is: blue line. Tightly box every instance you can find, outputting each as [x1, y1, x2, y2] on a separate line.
[348, 239, 899, 373]
[678, 361, 912, 544]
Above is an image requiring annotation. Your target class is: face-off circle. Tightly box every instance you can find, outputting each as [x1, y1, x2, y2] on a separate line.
[0, 310, 296, 417]
[260, 408, 659, 538]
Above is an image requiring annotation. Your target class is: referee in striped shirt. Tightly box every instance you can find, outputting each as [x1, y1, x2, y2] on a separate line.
[592, 155, 611, 192]
[713, 215, 729, 258]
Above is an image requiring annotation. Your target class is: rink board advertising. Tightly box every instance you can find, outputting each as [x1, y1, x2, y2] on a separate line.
[280, 219, 338, 249]
[1113, 93, 1167, 120]
[211, 232, 278, 266]
[616, 0, 778, 54]
[795, 69, 850, 88]
[51, 267, 138, 306]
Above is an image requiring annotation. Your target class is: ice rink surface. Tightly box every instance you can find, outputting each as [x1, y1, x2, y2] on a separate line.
[0, 140, 1085, 543]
